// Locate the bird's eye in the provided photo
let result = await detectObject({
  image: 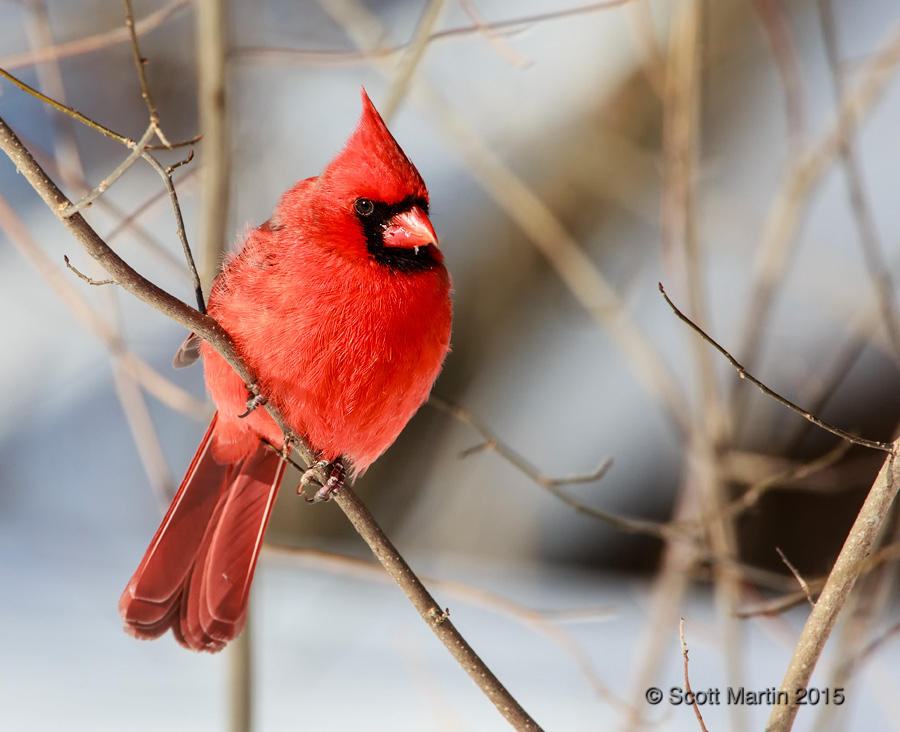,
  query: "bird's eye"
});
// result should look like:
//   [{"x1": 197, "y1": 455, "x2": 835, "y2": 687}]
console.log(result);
[{"x1": 354, "y1": 198, "x2": 375, "y2": 216}]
